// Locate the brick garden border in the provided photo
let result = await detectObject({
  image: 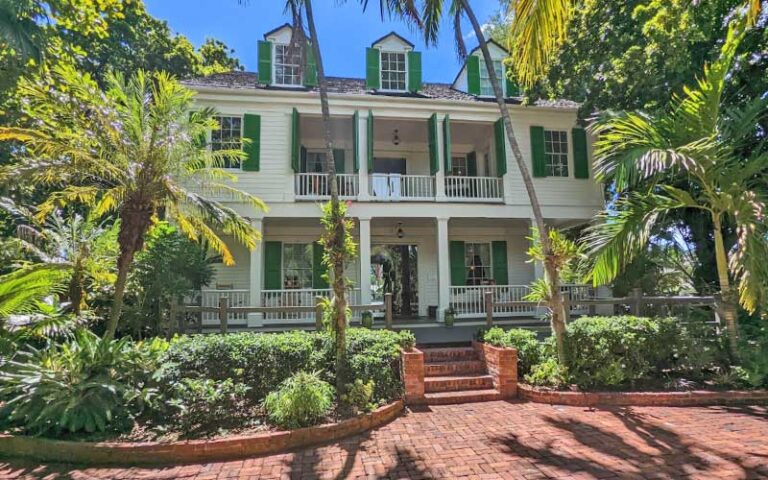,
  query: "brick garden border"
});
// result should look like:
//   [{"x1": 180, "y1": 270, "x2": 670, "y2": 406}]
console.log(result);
[
  {"x1": 471, "y1": 341, "x2": 518, "y2": 398},
  {"x1": 0, "y1": 401, "x2": 404, "y2": 466},
  {"x1": 519, "y1": 383, "x2": 768, "y2": 407}
]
